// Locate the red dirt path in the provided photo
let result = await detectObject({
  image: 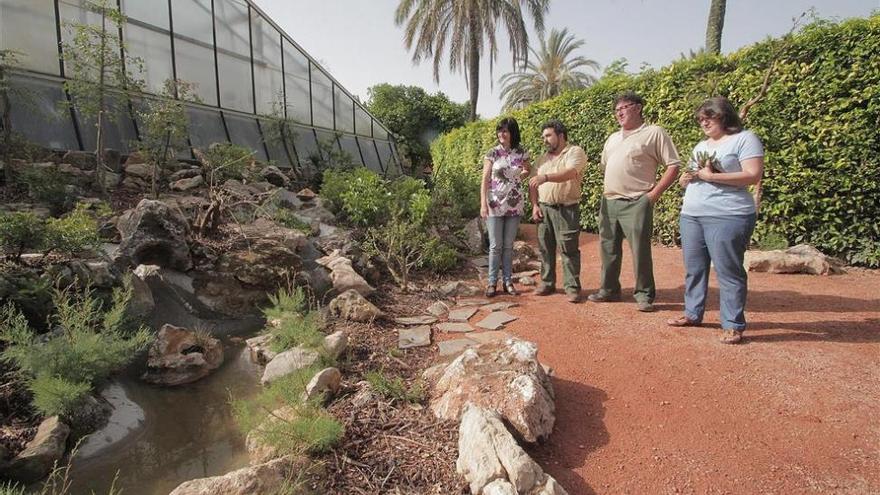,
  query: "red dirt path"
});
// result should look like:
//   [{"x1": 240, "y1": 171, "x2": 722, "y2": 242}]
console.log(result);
[{"x1": 500, "y1": 226, "x2": 879, "y2": 495}]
